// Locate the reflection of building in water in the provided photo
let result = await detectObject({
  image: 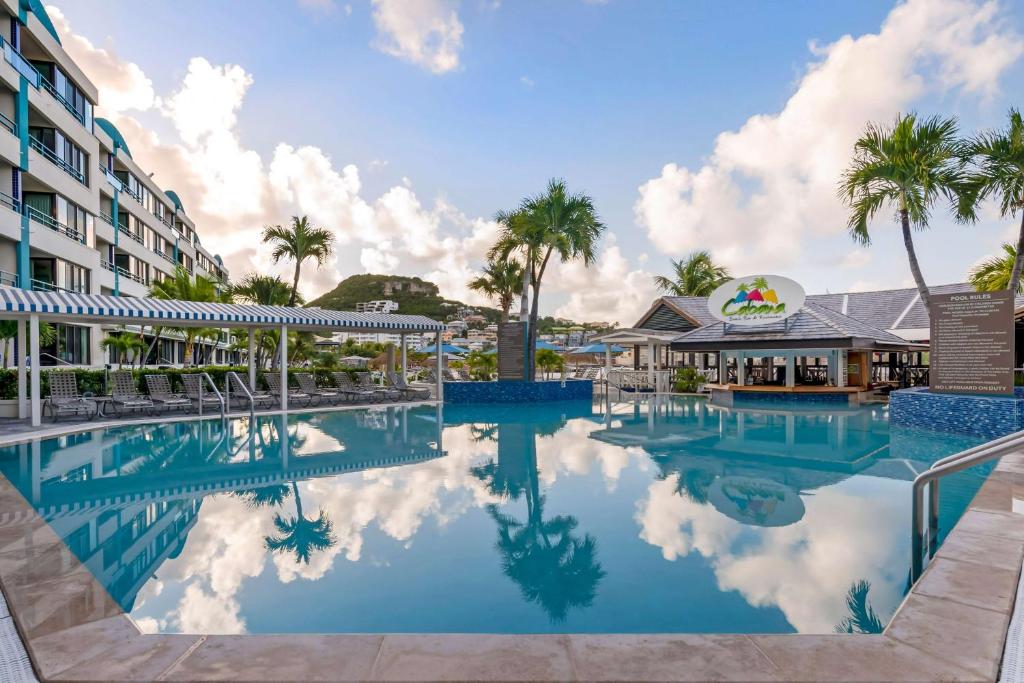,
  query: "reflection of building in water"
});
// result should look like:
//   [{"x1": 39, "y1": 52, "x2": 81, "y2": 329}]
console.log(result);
[
  {"x1": 590, "y1": 395, "x2": 983, "y2": 528},
  {"x1": 0, "y1": 406, "x2": 444, "y2": 611}
]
